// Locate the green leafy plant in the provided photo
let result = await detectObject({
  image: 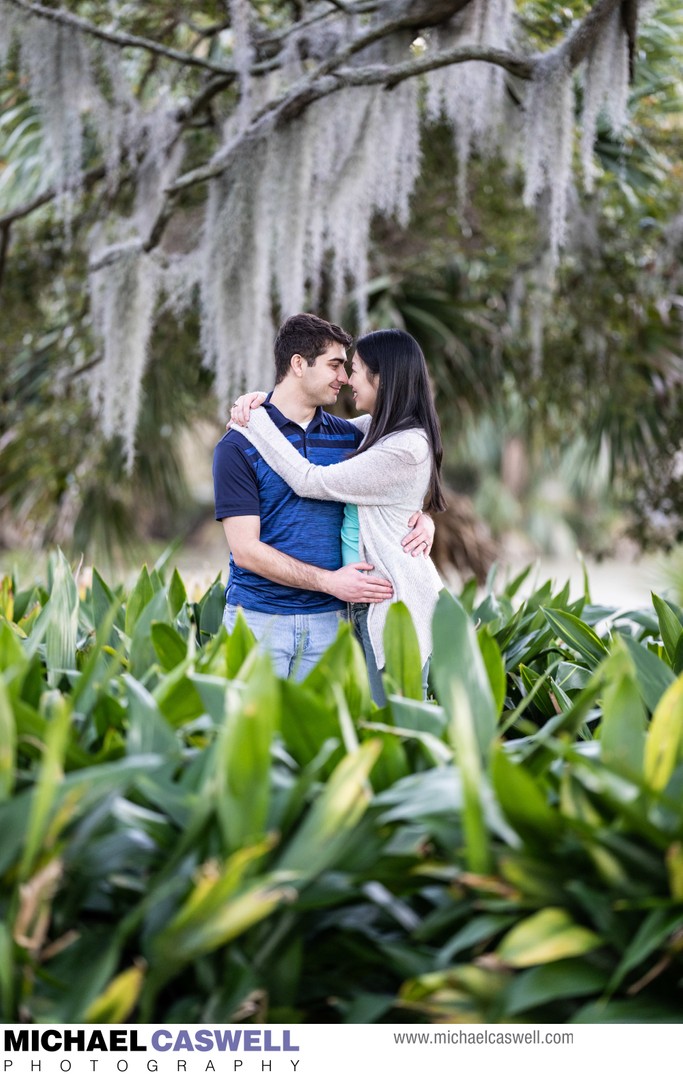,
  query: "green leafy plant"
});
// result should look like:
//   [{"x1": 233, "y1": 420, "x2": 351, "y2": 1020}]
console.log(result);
[{"x1": 1, "y1": 552, "x2": 683, "y2": 1023}]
